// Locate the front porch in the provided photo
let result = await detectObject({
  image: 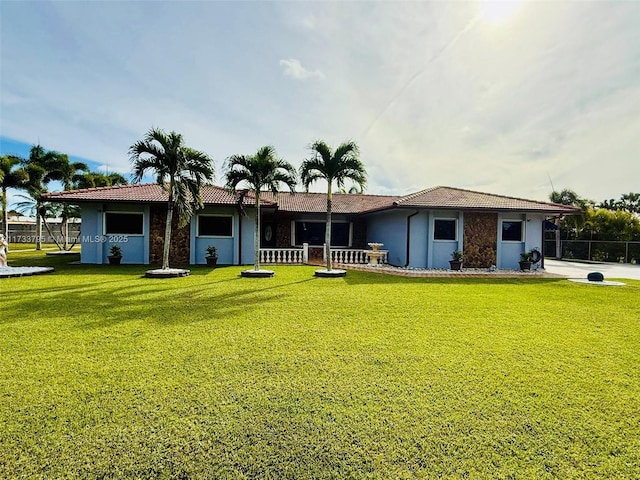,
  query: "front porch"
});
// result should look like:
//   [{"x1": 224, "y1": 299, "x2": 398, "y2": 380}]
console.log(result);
[{"x1": 259, "y1": 244, "x2": 388, "y2": 266}]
